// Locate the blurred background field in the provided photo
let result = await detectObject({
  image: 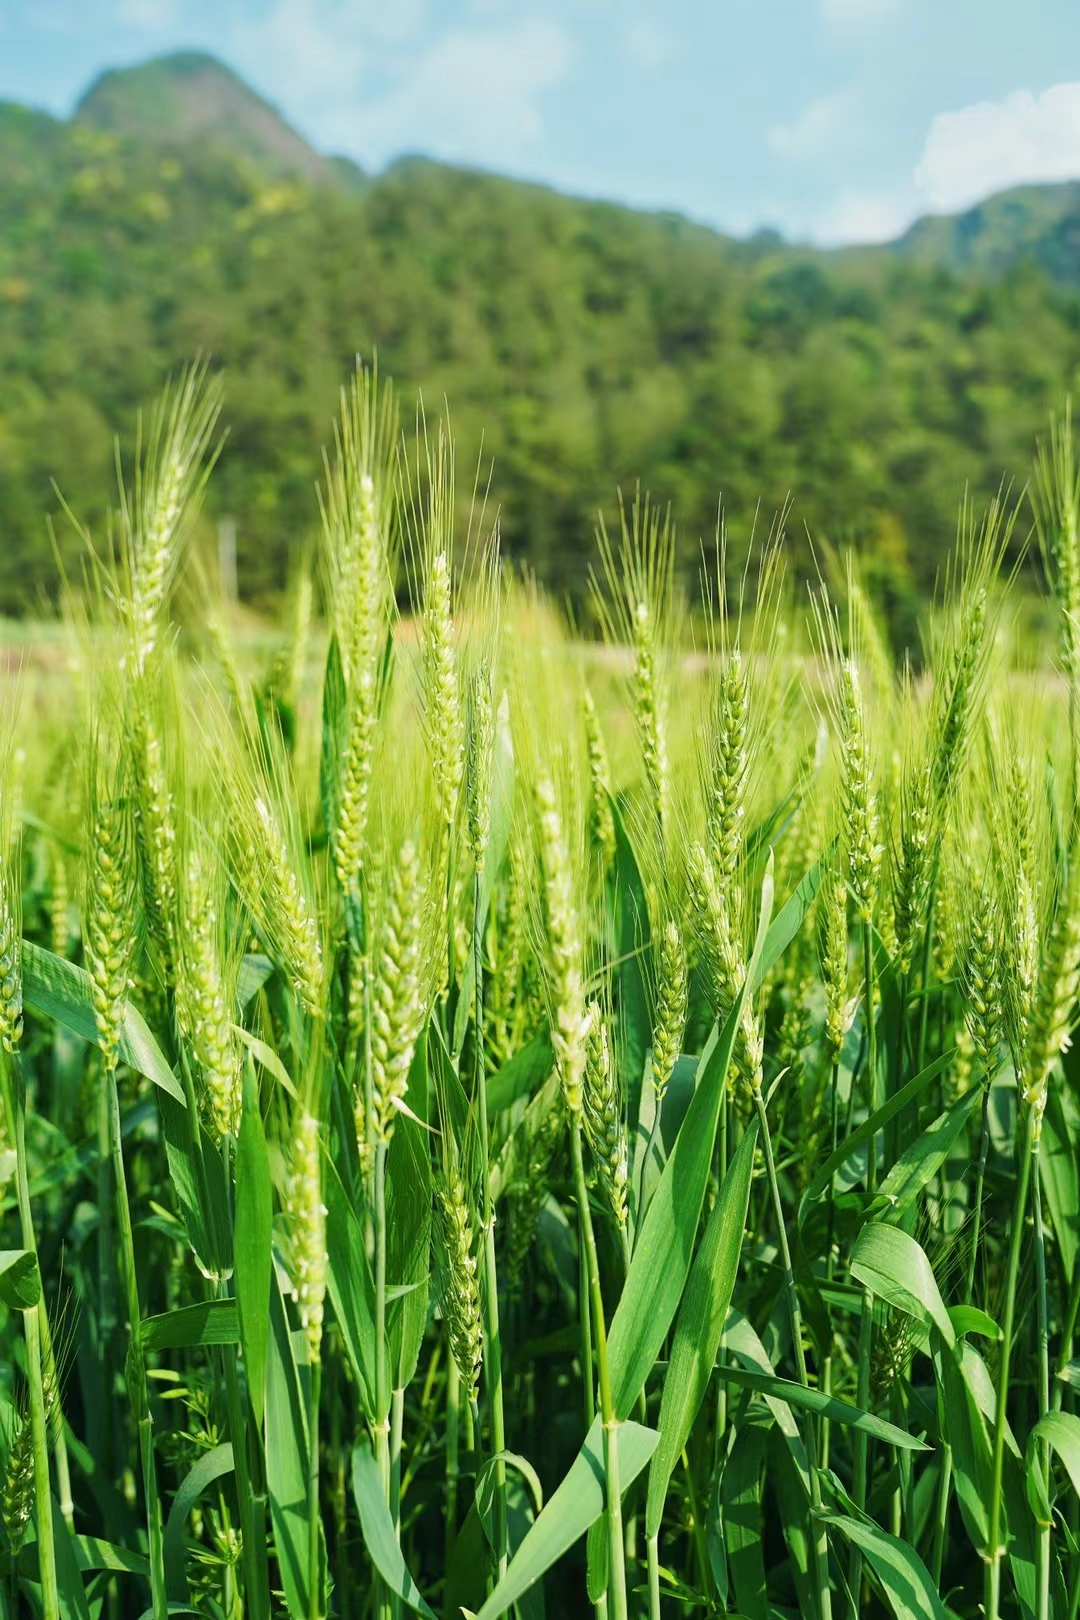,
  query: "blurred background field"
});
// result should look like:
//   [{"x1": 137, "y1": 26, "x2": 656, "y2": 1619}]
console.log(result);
[{"x1": 4, "y1": 44, "x2": 1080, "y2": 649}]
